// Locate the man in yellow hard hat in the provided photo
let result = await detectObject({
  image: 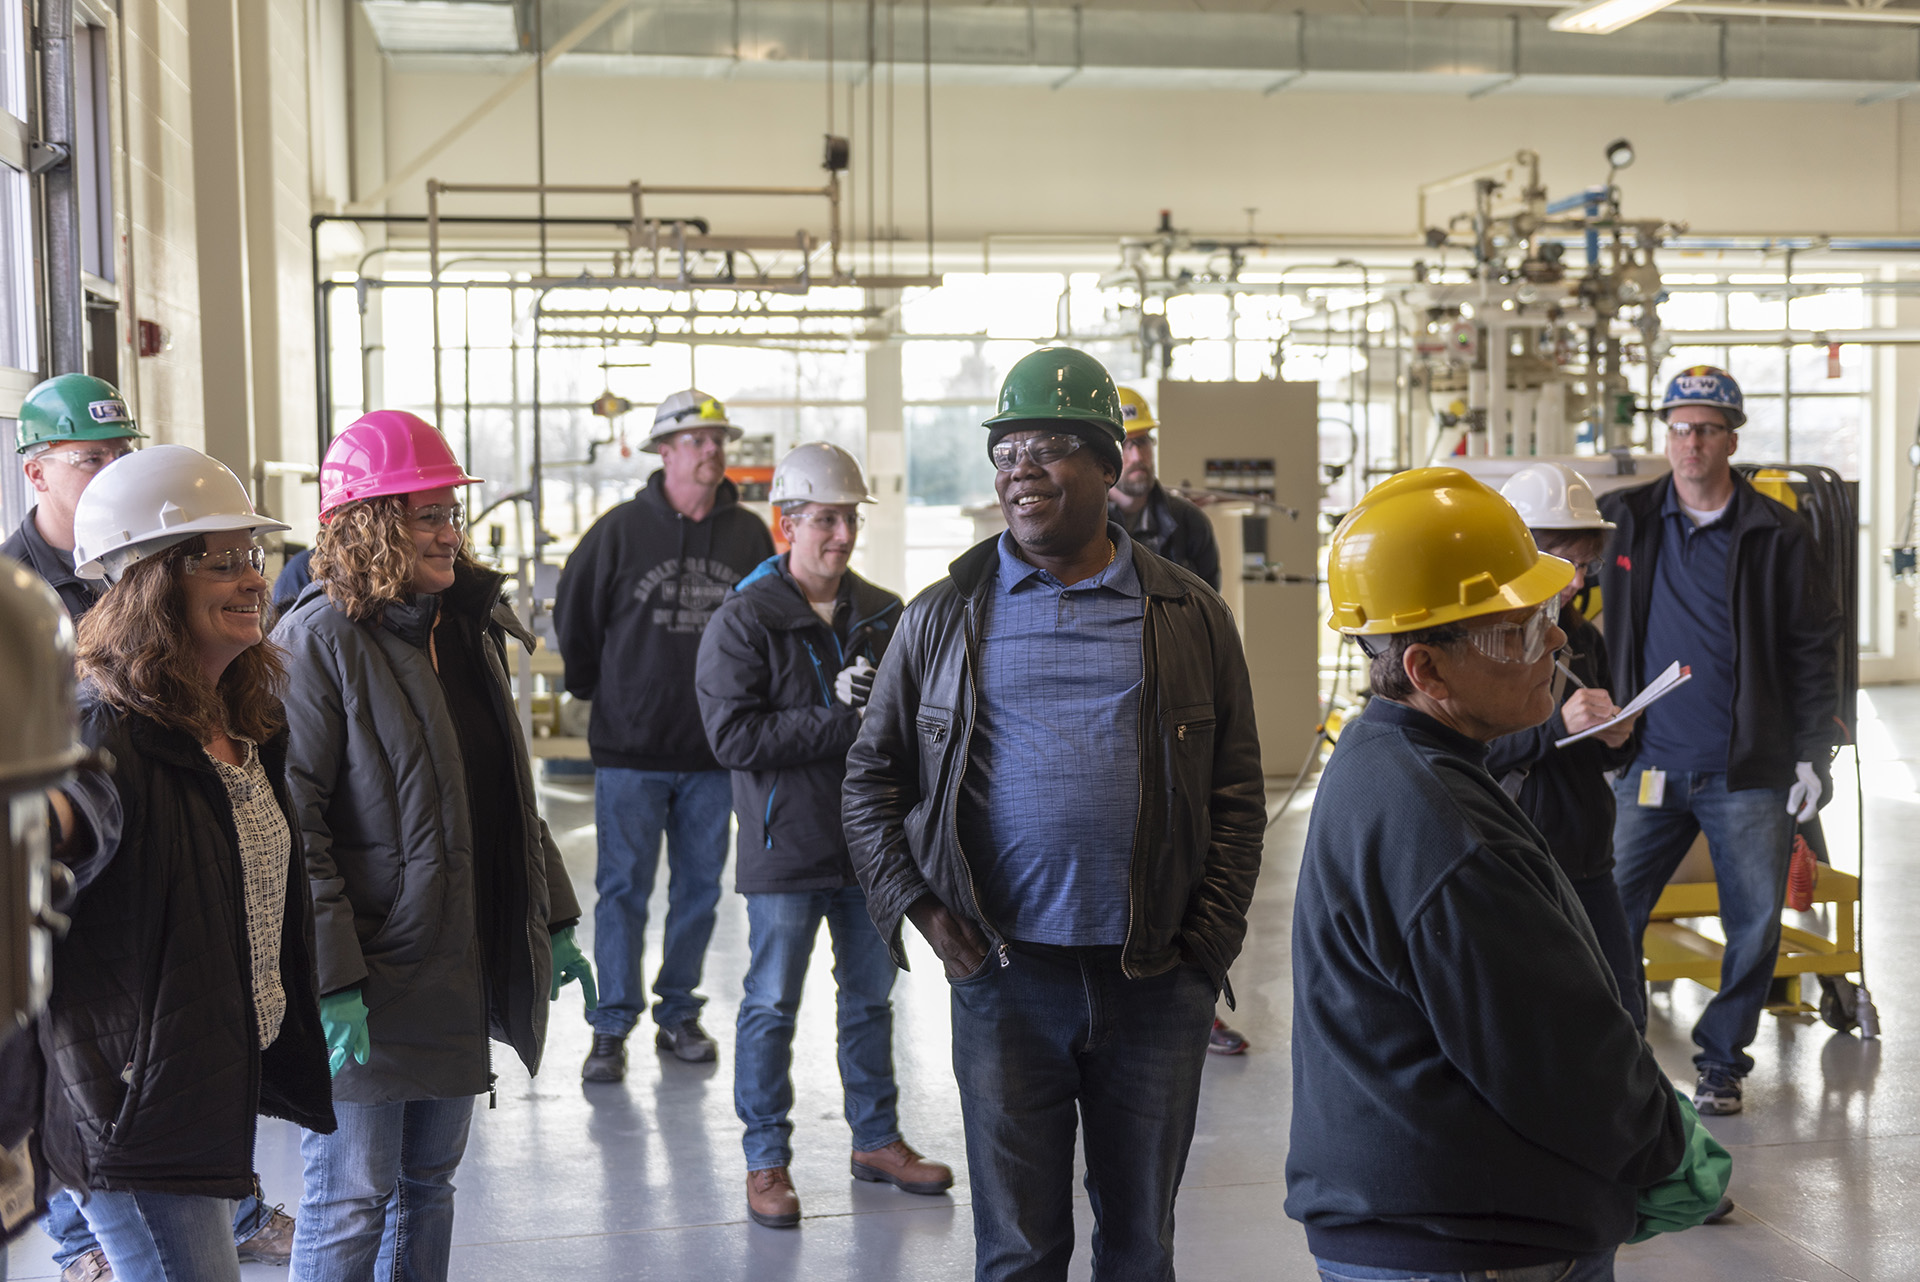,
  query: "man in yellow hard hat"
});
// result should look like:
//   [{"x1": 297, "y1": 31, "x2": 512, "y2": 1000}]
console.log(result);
[
  {"x1": 1106, "y1": 387, "x2": 1221, "y2": 591},
  {"x1": 1286, "y1": 468, "x2": 1696, "y2": 1281}
]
